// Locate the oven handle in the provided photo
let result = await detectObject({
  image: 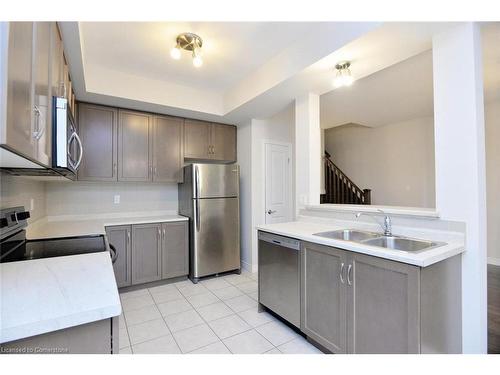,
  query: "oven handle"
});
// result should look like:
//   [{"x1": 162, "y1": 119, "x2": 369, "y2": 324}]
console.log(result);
[{"x1": 109, "y1": 243, "x2": 118, "y2": 264}]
